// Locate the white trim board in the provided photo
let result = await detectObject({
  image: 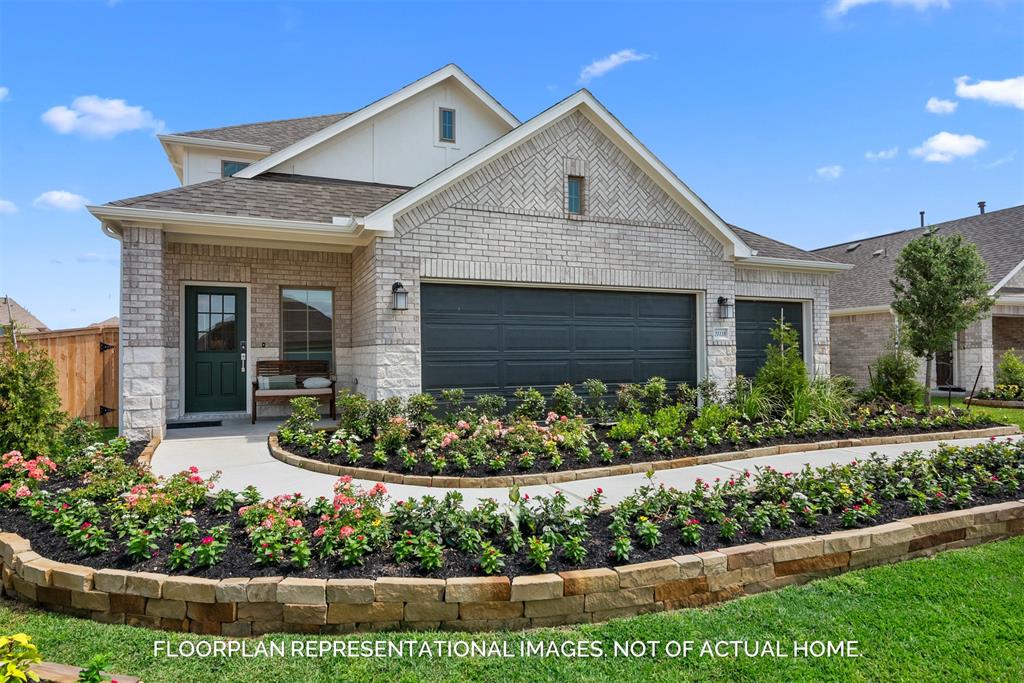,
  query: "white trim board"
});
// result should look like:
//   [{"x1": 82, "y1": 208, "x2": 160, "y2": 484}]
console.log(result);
[
  {"x1": 235, "y1": 65, "x2": 519, "y2": 180},
  {"x1": 363, "y1": 89, "x2": 754, "y2": 259}
]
